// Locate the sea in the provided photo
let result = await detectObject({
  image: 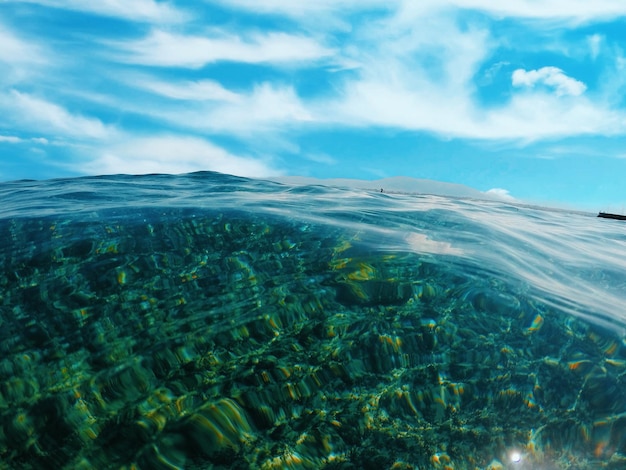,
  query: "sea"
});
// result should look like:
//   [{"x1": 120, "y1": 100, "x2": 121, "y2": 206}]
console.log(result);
[{"x1": 1, "y1": 171, "x2": 625, "y2": 469}]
